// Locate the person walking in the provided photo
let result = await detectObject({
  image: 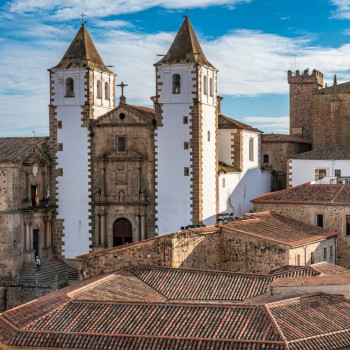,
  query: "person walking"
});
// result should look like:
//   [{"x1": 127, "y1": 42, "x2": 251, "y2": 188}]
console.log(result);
[{"x1": 35, "y1": 256, "x2": 41, "y2": 271}]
